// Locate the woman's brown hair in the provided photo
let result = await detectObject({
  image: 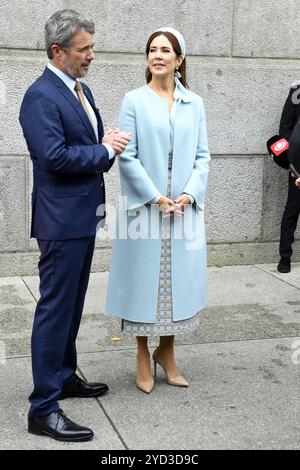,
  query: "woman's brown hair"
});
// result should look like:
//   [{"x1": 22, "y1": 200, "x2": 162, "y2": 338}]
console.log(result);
[{"x1": 145, "y1": 31, "x2": 188, "y2": 89}]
